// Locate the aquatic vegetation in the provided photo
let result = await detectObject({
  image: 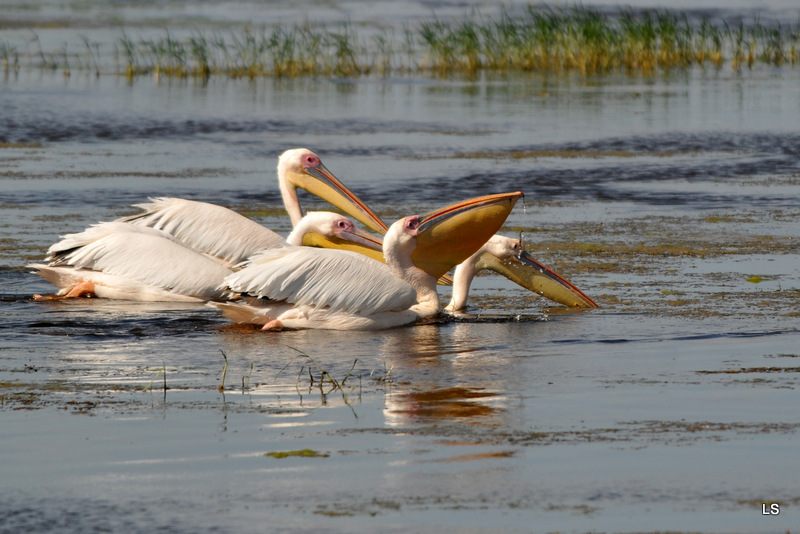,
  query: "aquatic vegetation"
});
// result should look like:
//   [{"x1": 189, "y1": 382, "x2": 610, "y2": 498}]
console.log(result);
[
  {"x1": 2, "y1": 6, "x2": 800, "y2": 78},
  {"x1": 242, "y1": 362, "x2": 254, "y2": 390},
  {"x1": 0, "y1": 41, "x2": 19, "y2": 71},
  {"x1": 143, "y1": 361, "x2": 168, "y2": 399},
  {"x1": 265, "y1": 449, "x2": 329, "y2": 459},
  {"x1": 115, "y1": 23, "x2": 367, "y2": 79},
  {"x1": 217, "y1": 349, "x2": 228, "y2": 392},
  {"x1": 286, "y1": 345, "x2": 358, "y2": 393},
  {"x1": 419, "y1": 6, "x2": 799, "y2": 74},
  {"x1": 697, "y1": 366, "x2": 800, "y2": 374}
]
